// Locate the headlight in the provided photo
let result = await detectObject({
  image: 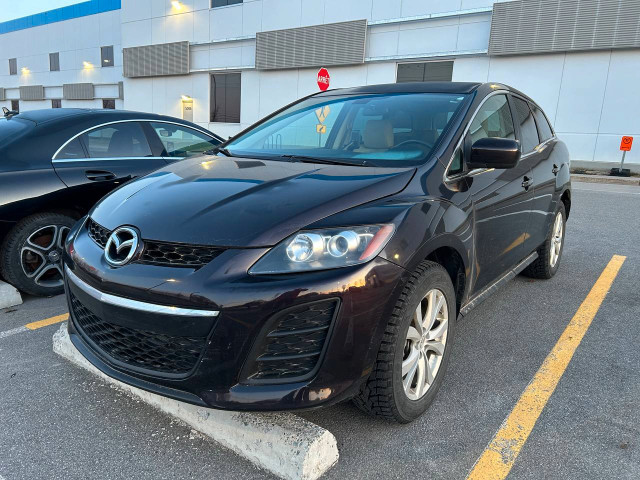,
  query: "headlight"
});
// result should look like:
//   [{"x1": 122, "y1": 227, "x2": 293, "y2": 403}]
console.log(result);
[{"x1": 249, "y1": 225, "x2": 395, "y2": 274}]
